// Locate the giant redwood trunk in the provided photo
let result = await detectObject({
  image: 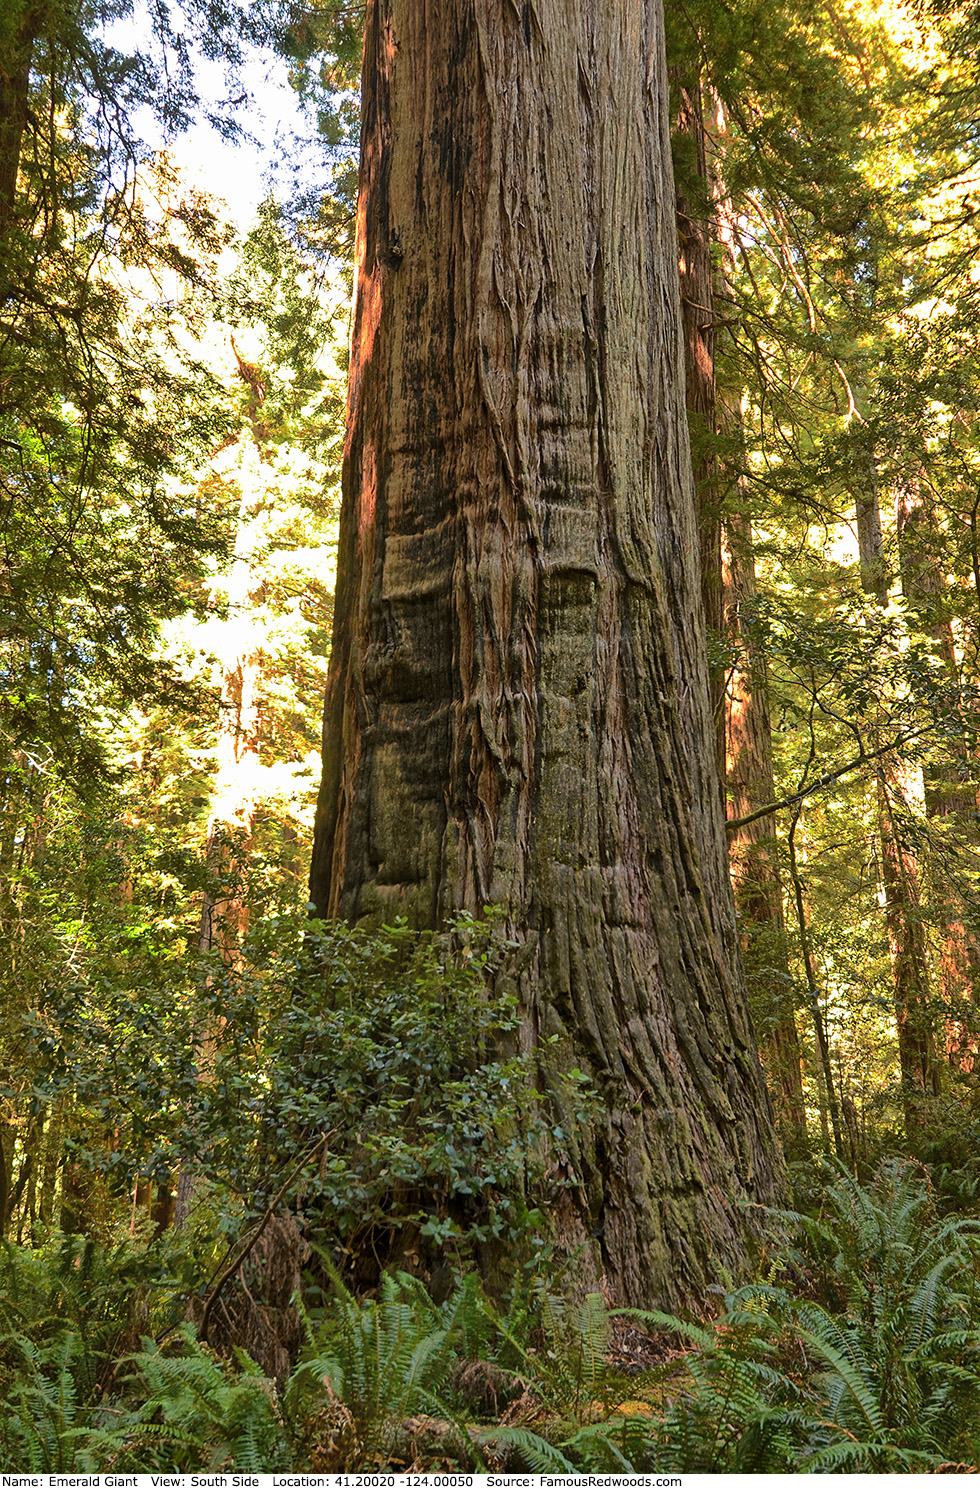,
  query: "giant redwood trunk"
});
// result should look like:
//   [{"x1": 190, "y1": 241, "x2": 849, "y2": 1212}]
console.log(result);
[{"x1": 311, "y1": 0, "x2": 783, "y2": 1307}]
